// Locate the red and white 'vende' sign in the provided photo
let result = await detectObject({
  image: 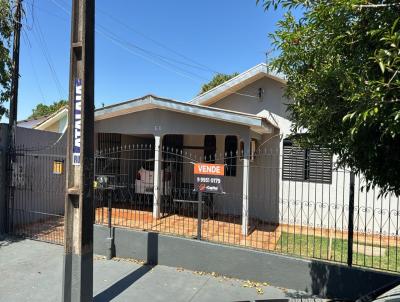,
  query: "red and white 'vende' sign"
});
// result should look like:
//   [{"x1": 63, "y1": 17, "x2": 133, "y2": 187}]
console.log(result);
[
  {"x1": 193, "y1": 163, "x2": 224, "y2": 193},
  {"x1": 194, "y1": 163, "x2": 224, "y2": 176}
]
